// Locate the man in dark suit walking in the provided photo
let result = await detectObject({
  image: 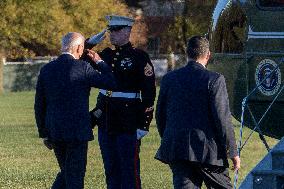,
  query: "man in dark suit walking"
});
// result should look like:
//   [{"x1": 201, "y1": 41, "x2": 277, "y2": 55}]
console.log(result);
[
  {"x1": 155, "y1": 36, "x2": 240, "y2": 189},
  {"x1": 34, "y1": 32, "x2": 116, "y2": 189}
]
